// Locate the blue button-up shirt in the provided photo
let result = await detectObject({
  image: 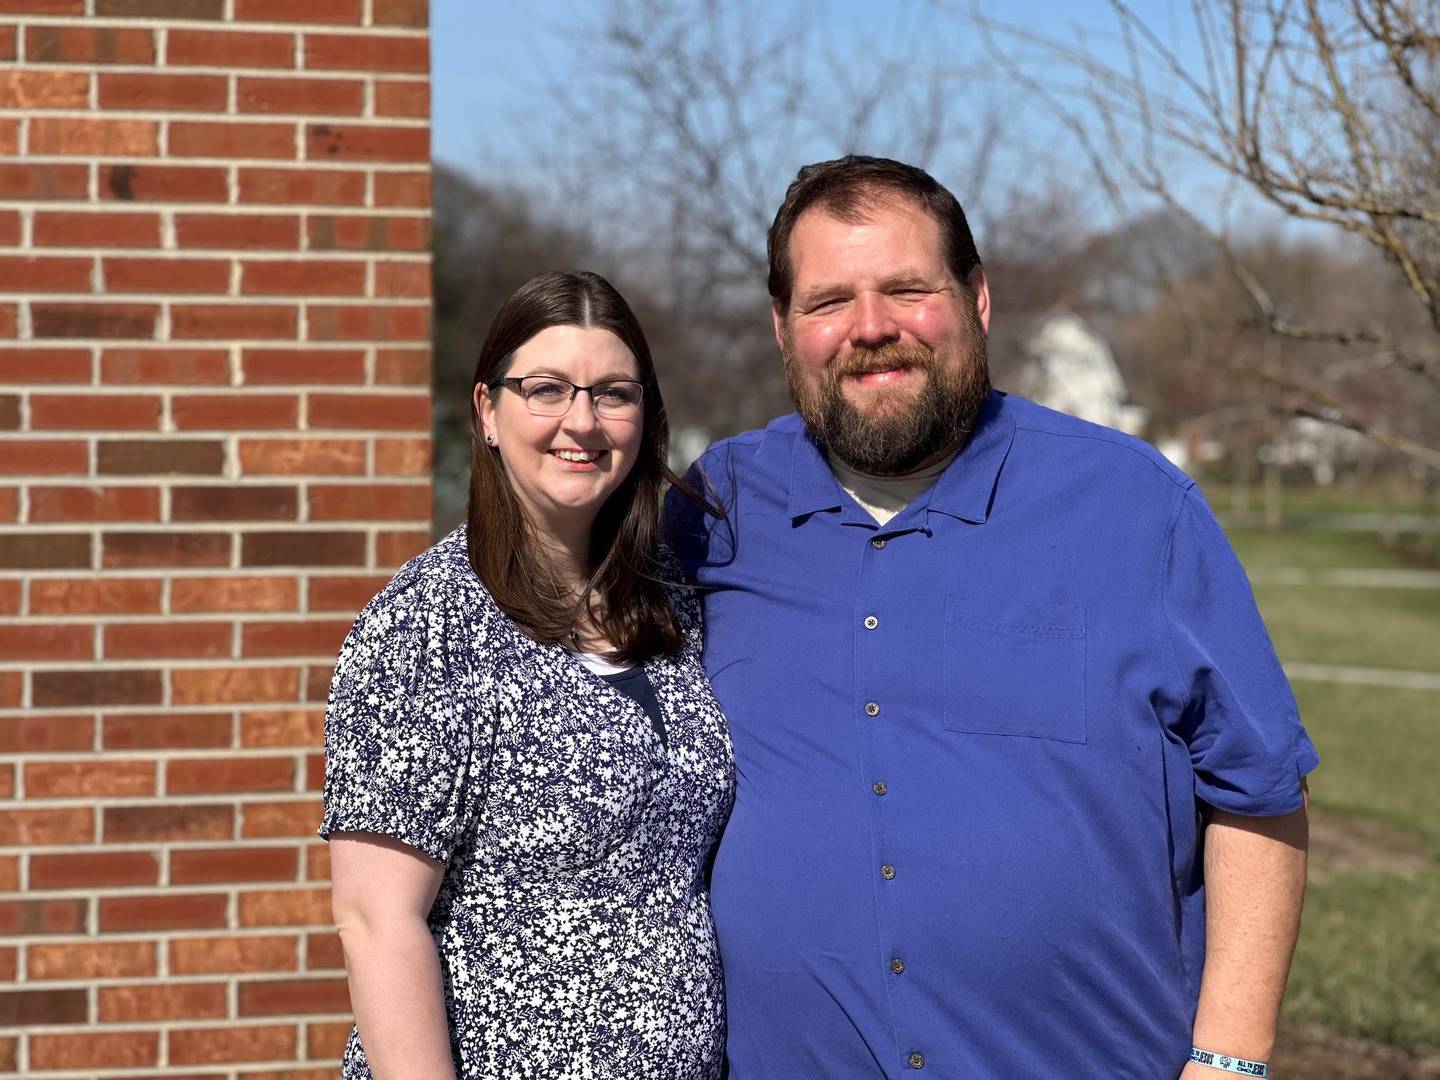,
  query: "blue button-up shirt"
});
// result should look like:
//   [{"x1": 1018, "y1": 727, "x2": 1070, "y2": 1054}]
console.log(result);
[{"x1": 665, "y1": 391, "x2": 1317, "y2": 1079}]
